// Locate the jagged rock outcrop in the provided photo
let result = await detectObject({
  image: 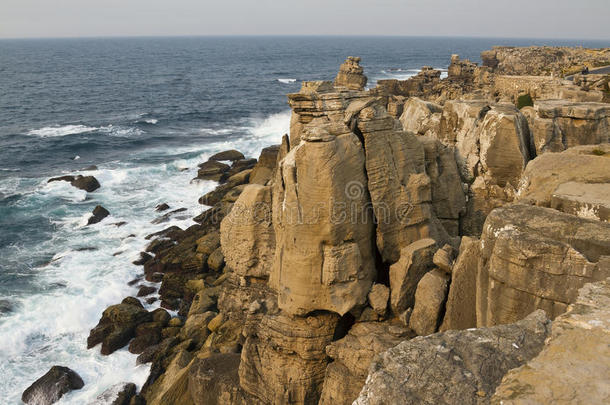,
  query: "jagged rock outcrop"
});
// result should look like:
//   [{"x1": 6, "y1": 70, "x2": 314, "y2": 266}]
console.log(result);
[
  {"x1": 492, "y1": 278, "x2": 610, "y2": 404},
  {"x1": 48, "y1": 174, "x2": 101, "y2": 192},
  {"x1": 270, "y1": 118, "x2": 376, "y2": 316},
  {"x1": 334, "y1": 56, "x2": 367, "y2": 90},
  {"x1": 318, "y1": 322, "x2": 411, "y2": 405},
  {"x1": 524, "y1": 100, "x2": 610, "y2": 154},
  {"x1": 249, "y1": 145, "x2": 280, "y2": 185},
  {"x1": 355, "y1": 310, "x2": 551, "y2": 405},
  {"x1": 477, "y1": 204, "x2": 610, "y2": 326}
]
